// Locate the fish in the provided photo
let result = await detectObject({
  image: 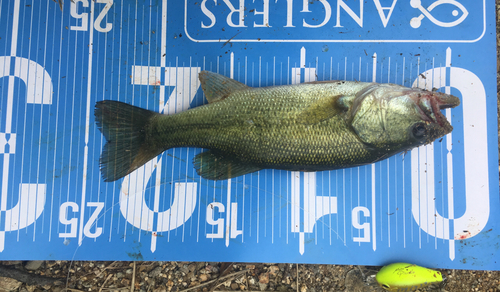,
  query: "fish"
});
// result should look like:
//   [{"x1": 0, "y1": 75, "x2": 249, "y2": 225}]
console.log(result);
[
  {"x1": 94, "y1": 70, "x2": 460, "y2": 182},
  {"x1": 375, "y1": 263, "x2": 444, "y2": 291}
]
